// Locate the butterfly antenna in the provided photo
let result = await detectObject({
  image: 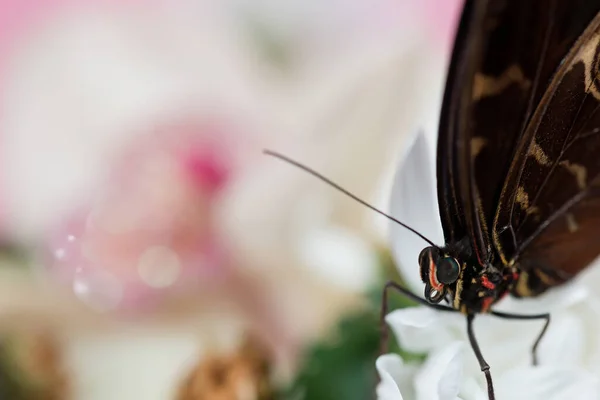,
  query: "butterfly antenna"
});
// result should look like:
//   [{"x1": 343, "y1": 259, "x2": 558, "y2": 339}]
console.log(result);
[{"x1": 263, "y1": 150, "x2": 436, "y2": 247}]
